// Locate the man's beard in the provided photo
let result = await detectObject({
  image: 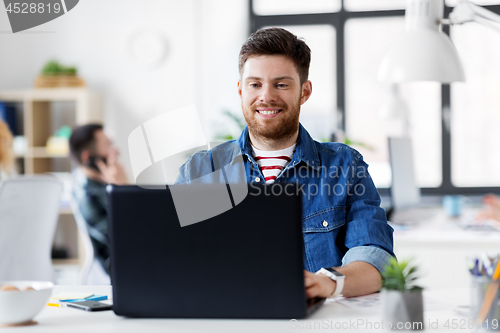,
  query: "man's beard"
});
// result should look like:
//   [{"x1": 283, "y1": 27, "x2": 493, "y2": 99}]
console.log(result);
[{"x1": 242, "y1": 97, "x2": 301, "y2": 142}]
